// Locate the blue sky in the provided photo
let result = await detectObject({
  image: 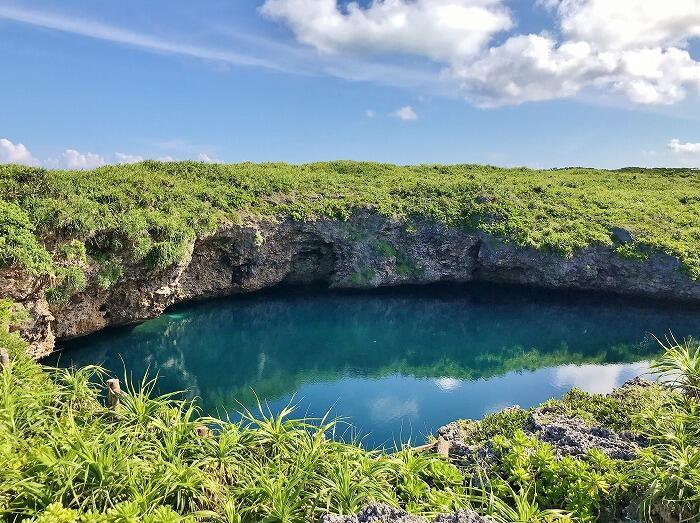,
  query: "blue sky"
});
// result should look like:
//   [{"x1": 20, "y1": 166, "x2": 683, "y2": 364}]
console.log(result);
[{"x1": 1, "y1": 0, "x2": 700, "y2": 168}]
